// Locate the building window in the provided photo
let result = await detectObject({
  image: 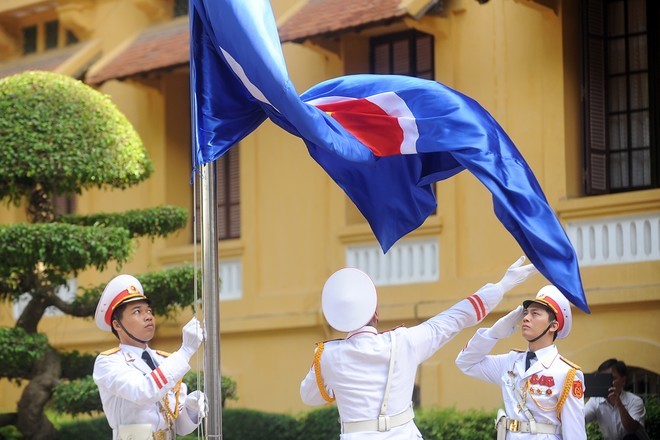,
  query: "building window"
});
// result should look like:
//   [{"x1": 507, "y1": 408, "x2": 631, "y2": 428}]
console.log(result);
[
  {"x1": 66, "y1": 30, "x2": 79, "y2": 45},
  {"x1": 22, "y1": 25, "x2": 37, "y2": 54},
  {"x1": 45, "y1": 20, "x2": 59, "y2": 49},
  {"x1": 582, "y1": 0, "x2": 659, "y2": 194},
  {"x1": 174, "y1": 0, "x2": 189, "y2": 17},
  {"x1": 194, "y1": 147, "x2": 240, "y2": 242},
  {"x1": 370, "y1": 30, "x2": 434, "y2": 79}
]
